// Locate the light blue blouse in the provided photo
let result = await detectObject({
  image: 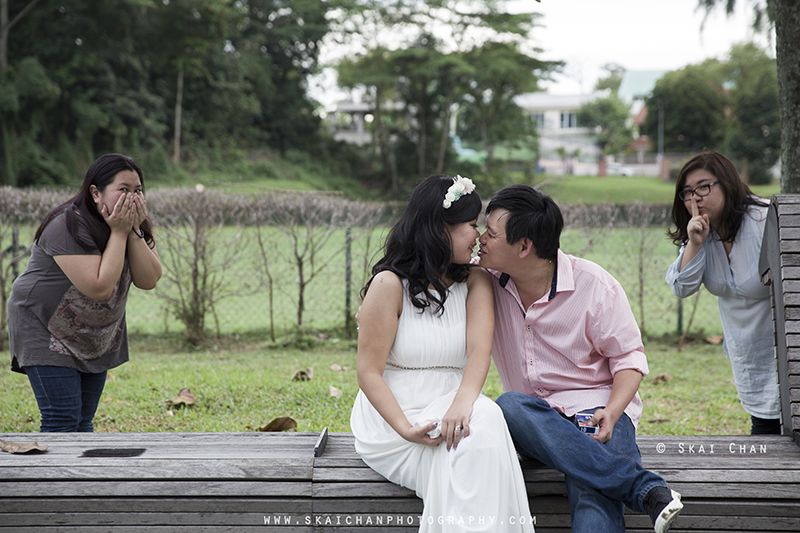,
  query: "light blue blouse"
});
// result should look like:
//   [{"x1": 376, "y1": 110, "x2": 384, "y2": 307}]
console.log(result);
[{"x1": 666, "y1": 203, "x2": 779, "y2": 419}]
